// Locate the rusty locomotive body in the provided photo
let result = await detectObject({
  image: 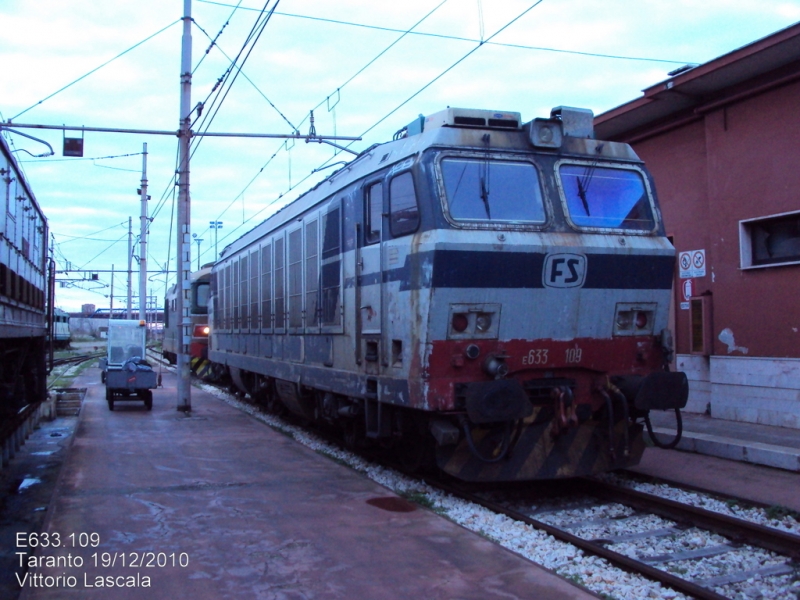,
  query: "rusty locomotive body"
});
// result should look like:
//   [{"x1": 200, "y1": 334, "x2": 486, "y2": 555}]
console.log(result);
[{"x1": 209, "y1": 106, "x2": 687, "y2": 482}]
